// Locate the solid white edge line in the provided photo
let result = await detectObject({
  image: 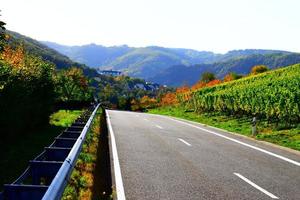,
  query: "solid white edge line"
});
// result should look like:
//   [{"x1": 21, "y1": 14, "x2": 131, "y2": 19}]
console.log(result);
[
  {"x1": 106, "y1": 110, "x2": 126, "y2": 200},
  {"x1": 161, "y1": 116, "x2": 300, "y2": 167},
  {"x1": 234, "y1": 173, "x2": 279, "y2": 199},
  {"x1": 155, "y1": 125, "x2": 163, "y2": 129},
  {"x1": 178, "y1": 138, "x2": 192, "y2": 146}
]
